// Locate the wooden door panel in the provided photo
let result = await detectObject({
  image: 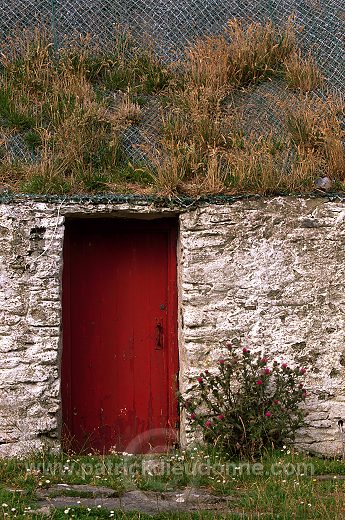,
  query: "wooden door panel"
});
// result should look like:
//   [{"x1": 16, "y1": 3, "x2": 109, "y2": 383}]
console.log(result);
[{"x1": 62, "y1": 219, "x2": 178, "y2": 453}]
